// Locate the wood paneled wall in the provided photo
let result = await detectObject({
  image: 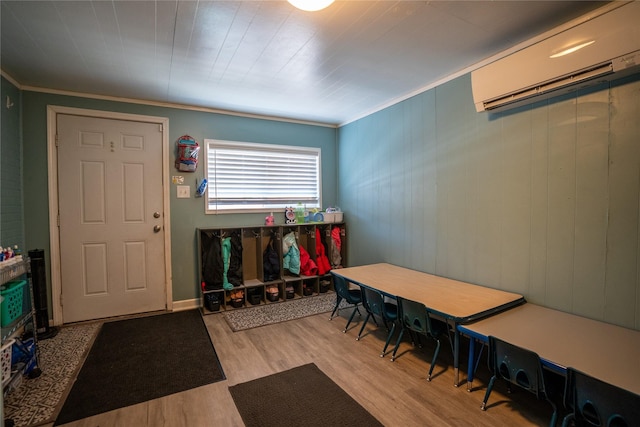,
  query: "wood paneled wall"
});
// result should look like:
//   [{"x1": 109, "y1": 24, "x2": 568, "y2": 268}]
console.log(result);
[
  {"x1": 338, "y1": 73, "x2": 640, "y2": 330},
  {"x1": 0, "y1": 76, "x2": 24, "y2": 248}
]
